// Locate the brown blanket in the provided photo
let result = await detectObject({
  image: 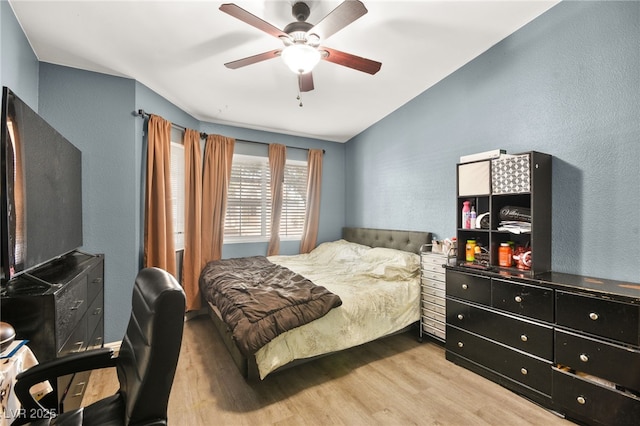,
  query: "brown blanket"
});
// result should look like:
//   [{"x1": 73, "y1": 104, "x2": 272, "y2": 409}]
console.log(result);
[{"x1": 199, "y1": 256, "x2": 342, "y2": 355}]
